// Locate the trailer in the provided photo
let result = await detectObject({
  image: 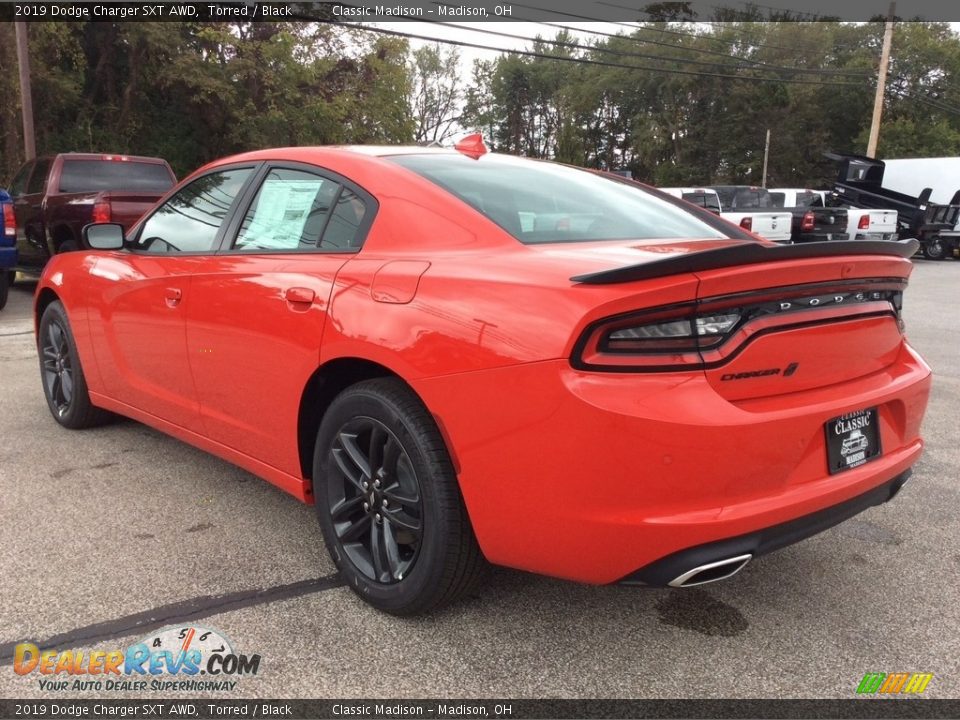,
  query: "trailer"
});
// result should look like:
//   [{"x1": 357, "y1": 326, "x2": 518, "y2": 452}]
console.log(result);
[
  {"x1": 881, "y1": 157, "x2": 960, "y2": 205},
  {"x1": 825, "y1": 152, "x2": 960, "y2": 260}
]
